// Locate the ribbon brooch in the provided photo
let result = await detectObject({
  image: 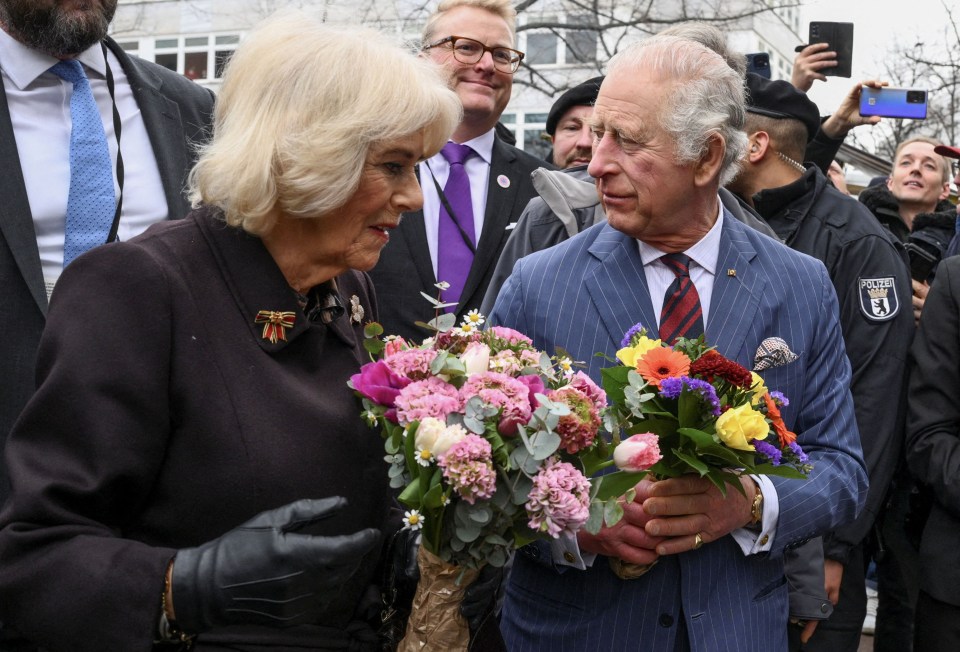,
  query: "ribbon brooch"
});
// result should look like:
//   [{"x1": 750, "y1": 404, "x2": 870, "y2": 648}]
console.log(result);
[{"x1": 255, "y1": 310, "x2": 296, "y2": 344}]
